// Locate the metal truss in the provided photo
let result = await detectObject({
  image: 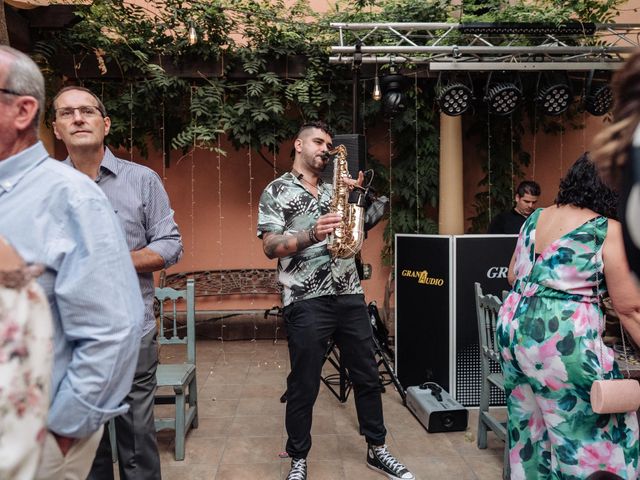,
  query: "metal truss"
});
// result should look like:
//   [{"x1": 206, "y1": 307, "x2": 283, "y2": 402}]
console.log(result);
[{"x1": 329, "y1": 22, "x2": 640, "y2": 71}]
